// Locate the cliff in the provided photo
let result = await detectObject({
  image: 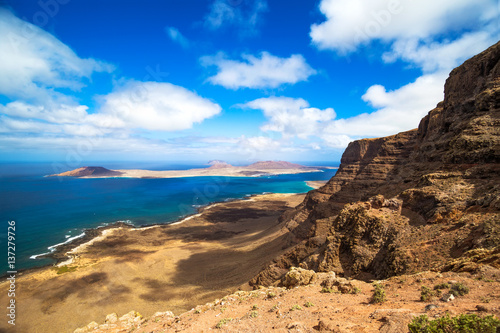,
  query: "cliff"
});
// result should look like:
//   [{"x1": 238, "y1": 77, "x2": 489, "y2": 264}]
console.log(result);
[{"x1": 251, "y1": 41, "x2": 500, "y2": 286}]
